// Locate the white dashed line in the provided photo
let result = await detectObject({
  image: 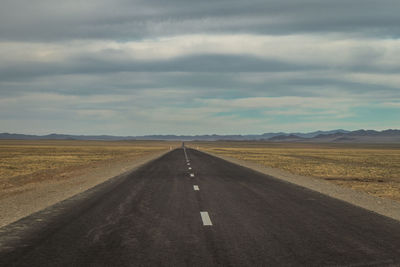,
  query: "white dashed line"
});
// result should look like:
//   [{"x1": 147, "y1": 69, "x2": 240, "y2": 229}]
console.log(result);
[
  {"x1": 187, "y1": 163, "x2": 190, "y2": 166},
  {"x1": 183, "y1": 147, "x2": 189, "y2": 162},
  {"x1": 193, "y1": 185, "x2": 199, "y2": 191},
  {"x1": 200, "y1": 212, "x2": 212, "y2": 226},
  {"x1": 188, "y1": 167, "x2": 192, "y2": 170},
  {"x1": 190, "y1": 173, "x2": 195, "y2": 177}
]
